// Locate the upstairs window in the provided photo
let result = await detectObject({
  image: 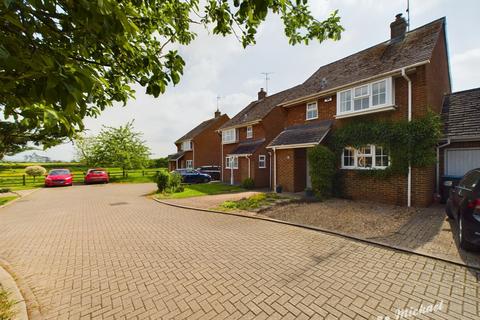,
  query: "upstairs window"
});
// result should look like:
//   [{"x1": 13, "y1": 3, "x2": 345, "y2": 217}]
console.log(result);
[
  {"x1": 341, "y1": 145, "x2": 389, "y2": 170},
  {"x1": 246, "y1": 126, "x2": 253, "y2": 139},
  {"x1": 306, "y1": 102, "x2": 318, "y2": 120},
  {"x1": 181, "y1": 140, "x2": 192, "y2": 151},
  {"x1": 337, "y1": 77, "x2": 393, "y2": 116},
  {"x1": 222, "y1": 129, "x2": 236, "y2": 144}
]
